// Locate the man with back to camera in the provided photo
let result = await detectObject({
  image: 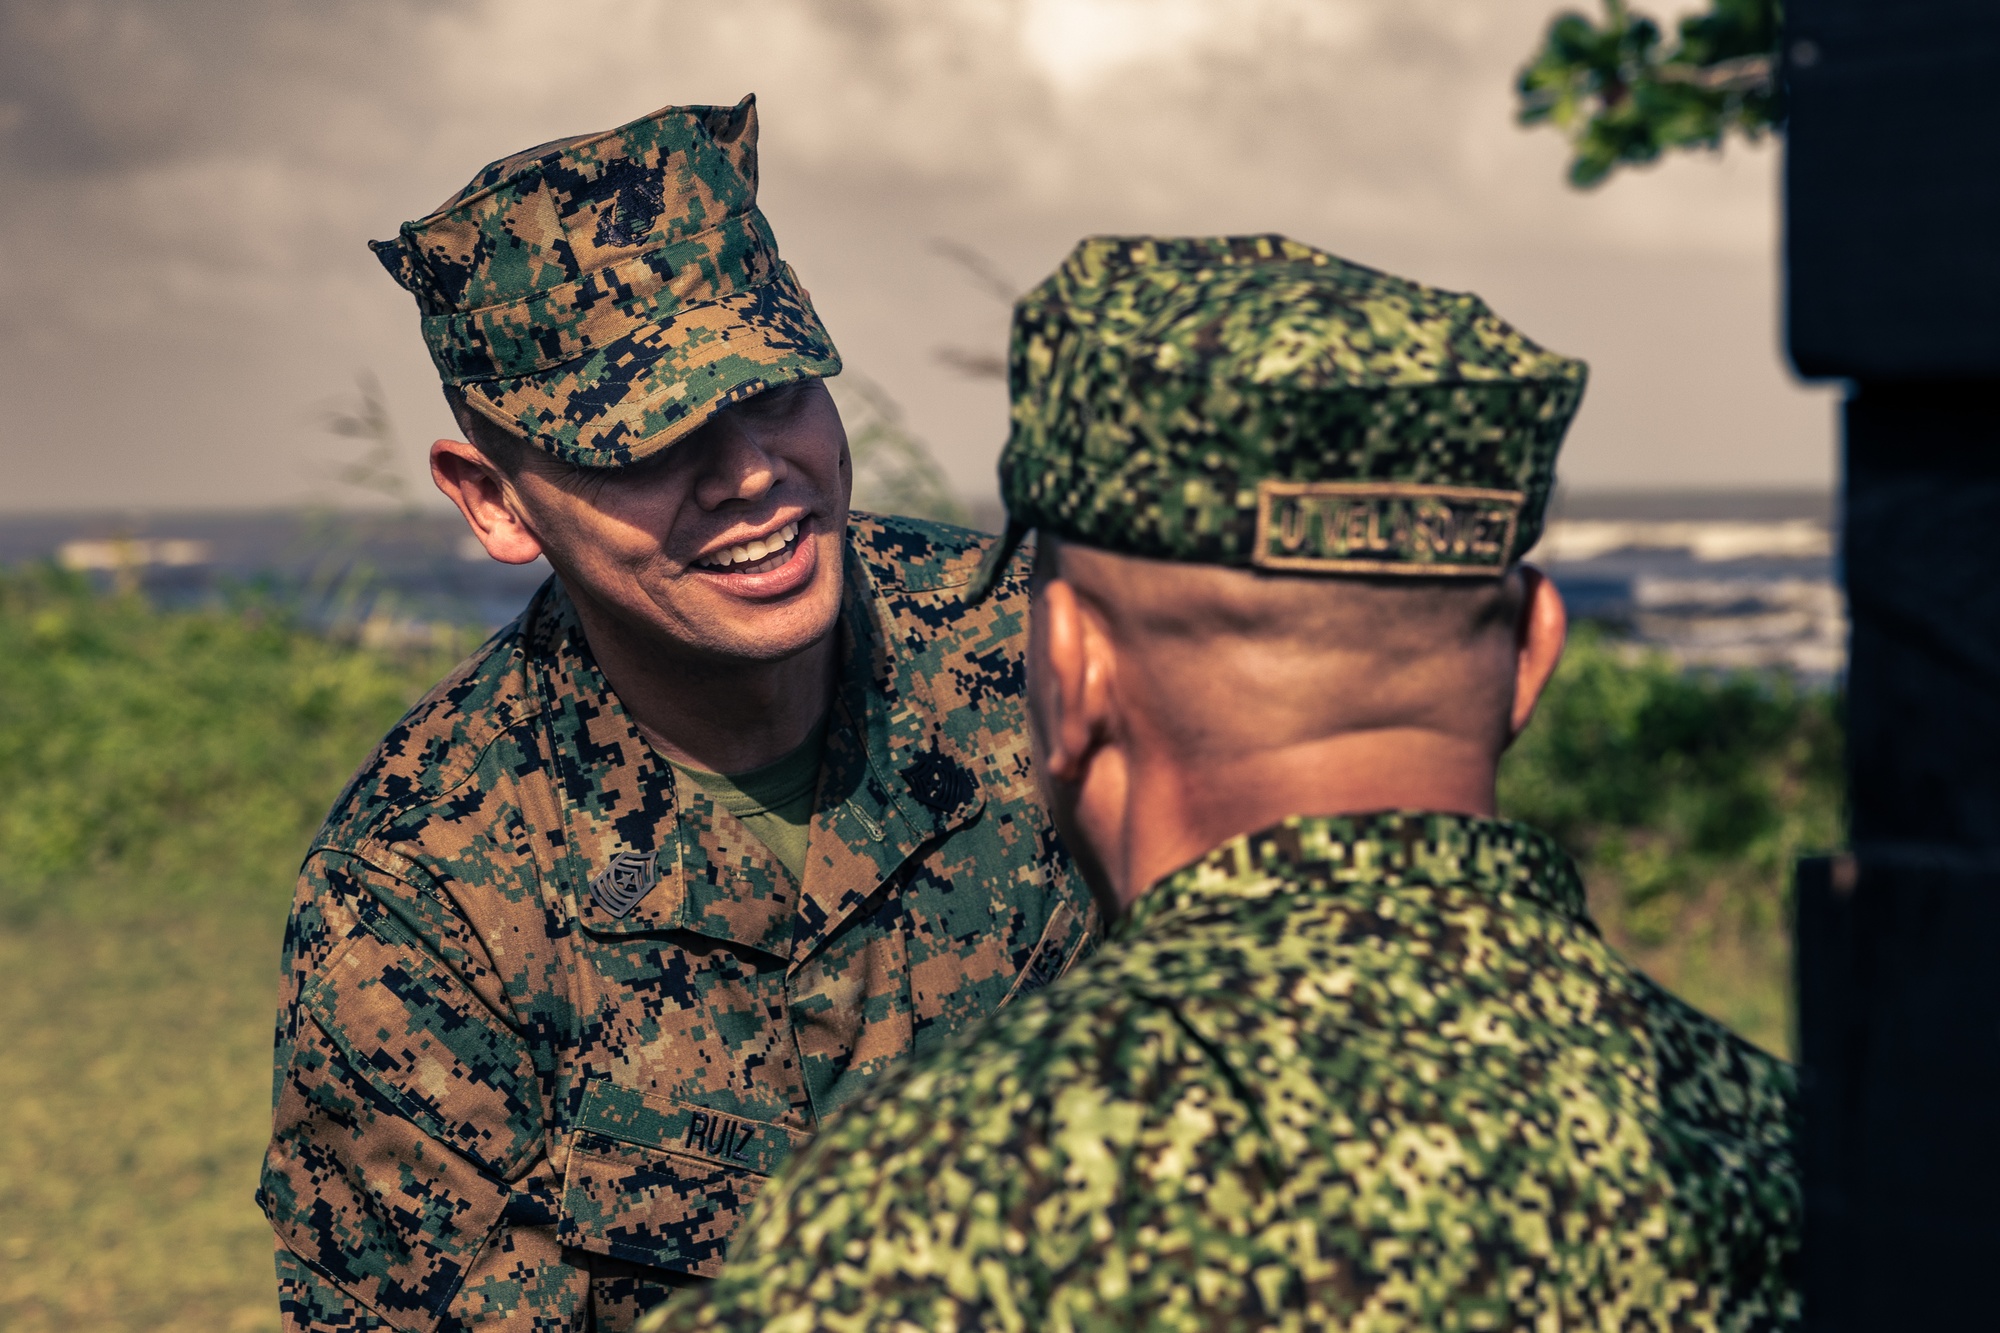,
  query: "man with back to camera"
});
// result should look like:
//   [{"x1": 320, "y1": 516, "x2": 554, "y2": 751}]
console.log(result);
[
  {"x1": 647, "y1": 236, "x2": 1802, "y2": 1331},
  {"x1": 256, "y1": 97, "x2": 1096, "y2": 1333}
]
